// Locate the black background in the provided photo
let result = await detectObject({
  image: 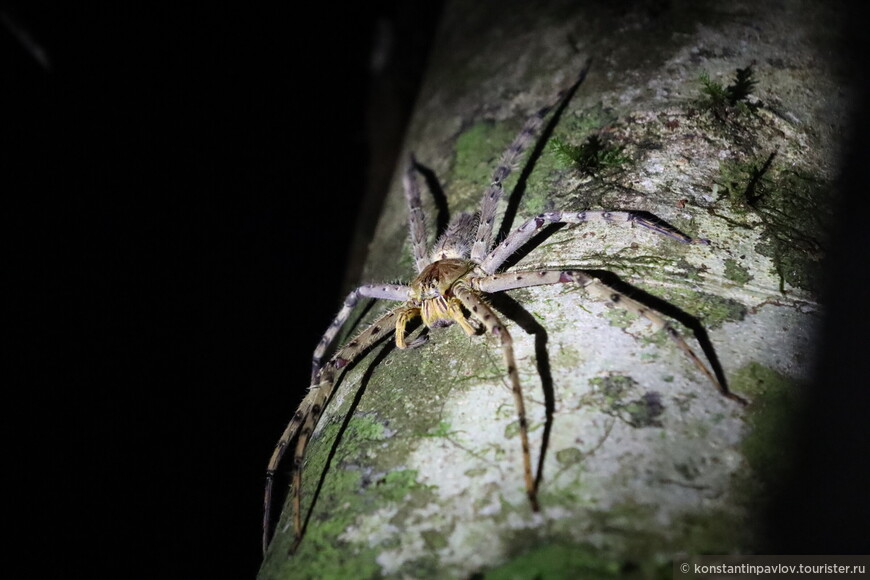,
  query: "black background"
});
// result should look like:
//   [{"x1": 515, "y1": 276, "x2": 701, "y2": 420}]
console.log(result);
[
  {"x1": 5, "y1": 1, "x2": 869, "y2": 578},
  {"x1": 6, "y1": 2, "x2": 438, "y2": 577}
]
